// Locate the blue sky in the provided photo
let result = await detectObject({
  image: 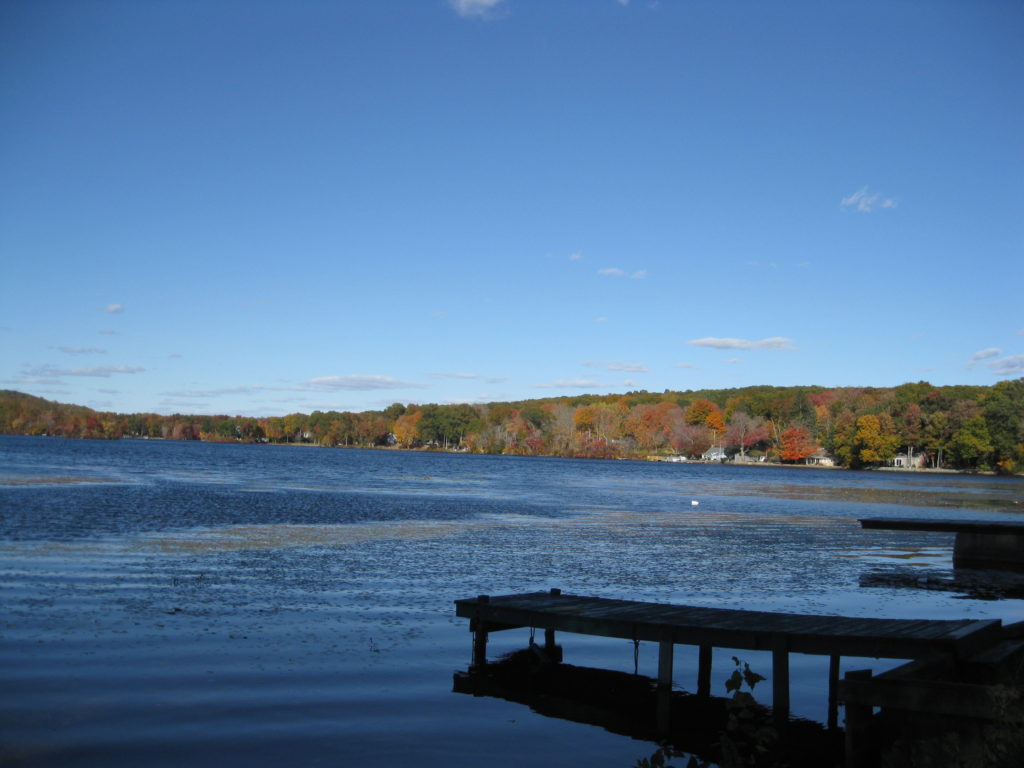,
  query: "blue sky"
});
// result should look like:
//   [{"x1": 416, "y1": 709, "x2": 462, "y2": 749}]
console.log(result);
[{"x1": 2, "y1": 0, "x2": 1022, "y2": 417}]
